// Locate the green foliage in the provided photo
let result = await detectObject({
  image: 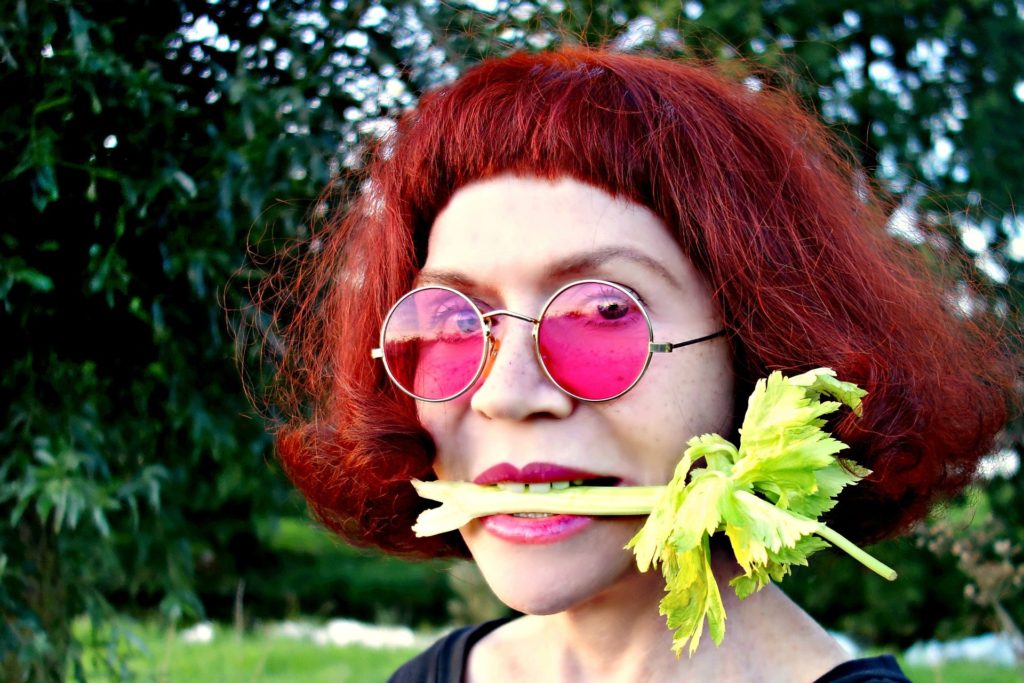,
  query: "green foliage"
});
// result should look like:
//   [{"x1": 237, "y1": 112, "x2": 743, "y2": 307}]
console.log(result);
[
  {"x1": 2, "y1": 0, "x2": 1021, "y2": 680},
  {"x1": 248, "y1": 518, "x2": 455, "y2": 627},
  {"x1": 0, "y1": 0, "x2": 367, "y2": 678},
  {"x1": 783, "y1": 535, "x2": 974, "y2": 646},
  {"x1": 783, "y1": 487, "x2": 1024, "y2": 649}
]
